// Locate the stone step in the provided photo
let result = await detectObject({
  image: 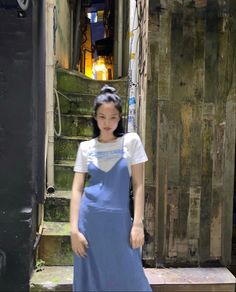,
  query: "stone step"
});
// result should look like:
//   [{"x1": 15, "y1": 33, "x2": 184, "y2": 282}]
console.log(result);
[
  {"x1": 38, "y1": 222, "x2": 72, "y2": 266},
  {"x1": 57, "y1": 68, "x2": 128, "y2": 97},
  {"x1": 55, "y1": 113, "x2": 93, "y2": 137},
  {"x1": 44, "y1": 191, "x2": 71, "y2": 222},
  {"x1": 30, "y1": 266, "x2": 72, "y2": 292},
  {"x1": 54, "y1": 159, "x2": 90, "y2": 191},
  {"x1": 54, "y1": 135, "x2": 89, "y2": 161},
  {"x1": 54, "y1": 160, "x2": 74, "y2": 191},
  {"x1": 55, "y1": 90, "x2": 128, "y2": 116},
  {"x1": 55, "y1": 90, "x2": 95, "y2": 115},
  {"x1": 30, "y1": 266, "x2": 235, "y2": 292},
  {"x1": 55, "y1": 112, "x2": 128, "y2": 138}
]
